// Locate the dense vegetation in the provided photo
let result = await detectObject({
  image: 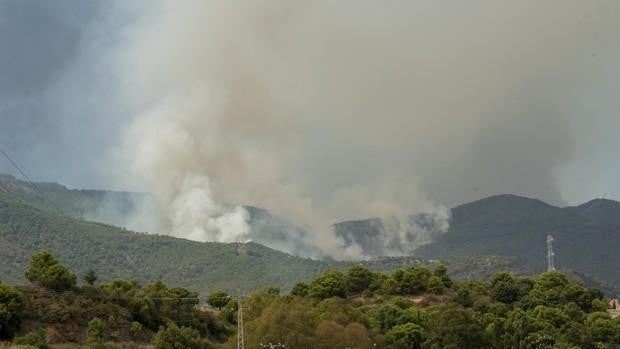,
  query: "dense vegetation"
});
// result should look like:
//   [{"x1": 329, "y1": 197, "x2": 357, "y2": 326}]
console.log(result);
[
  {"x1": 2, "y1": 187, "x2": 579, "y2": 299},
  {"x1": 1, "y1": 251, "x2": 231, "y2": 347},
  {"x1": 1, "y1": 250, "x2": 618, "y2": 348},
  {"x1": 3, "y1": 174, "x2": 620, "y2": 294},
  {"x1": 414, "y1": 195, "x2": 620, "y2": 286},
  {"x1": 227, "y1": 266, "x2": 619, "y2": 349}
]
